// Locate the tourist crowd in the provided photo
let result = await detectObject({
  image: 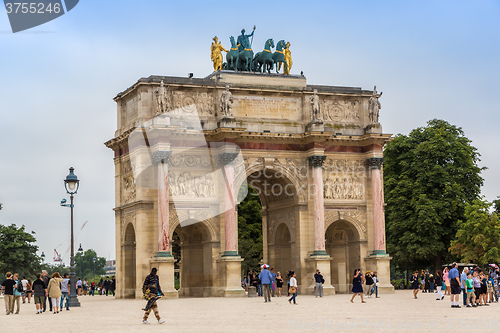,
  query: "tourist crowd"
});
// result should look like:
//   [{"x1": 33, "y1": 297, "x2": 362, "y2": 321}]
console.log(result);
[
  {"x1": 1, "y1": 270, "x2": 116, "y2": 315},
  {"x1": 409, "y1": 263, "x2": 499, "y2": 308}
]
